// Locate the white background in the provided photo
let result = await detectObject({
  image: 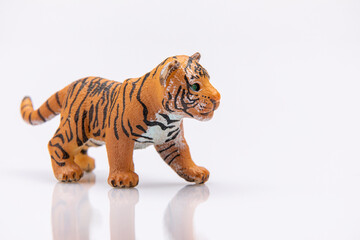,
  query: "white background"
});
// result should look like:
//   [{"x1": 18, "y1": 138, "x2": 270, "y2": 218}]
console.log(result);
[{"x1": 1, "y1": 0, "x2": 360, "y2": 239}]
